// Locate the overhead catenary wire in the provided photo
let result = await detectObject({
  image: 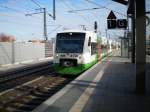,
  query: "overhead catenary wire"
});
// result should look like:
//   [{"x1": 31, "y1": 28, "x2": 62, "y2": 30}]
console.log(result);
[
  {"x1": 0, "y1": 4, "x2": 43, "y2": 22},
  {"x1": 47, "y1": 24, "x2": 62, "y2": 27},
  {"x1": 68, "y1": 7, "x2": 101, "y2": 13},
  {"x1": 0, "y1": 13, "x2": 43, "y2": 23},
  {"x1": 0, "y1": 3, "x2": 44, "y2": 31},
  {"x1": 61, "y1": 0, "x2": 92, "y2": 26},
  {"x1": 0, "y1": 0, "x2": 57, "y2": 40},
  {"x1": 0, "y1": 5, "x2": 26, "y2": 14},
  {"x1": 68, "y1": 0, "x2": 105, "y2": 31},
  {"x1": 30, "y1": 0, "x2": 42, "y2": 8},
  {"x1": 77, "y1": 0, "x2": 106, "y2": 18},
  {"x1": 30, "y1": 0, "x2": 55, "y2": 20},
  {"x1": 0, "y1": 1, "x2": 41, "y2": 14},
  {"x1": 84, "y1": 0, "x2": 127, "y2": 17},
  {"x1": 0, "y1": 17, "x2": 43, "y2": 26},
  {"x1": 48, "y1": 25, "x2": 62, "y2": 35}
]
